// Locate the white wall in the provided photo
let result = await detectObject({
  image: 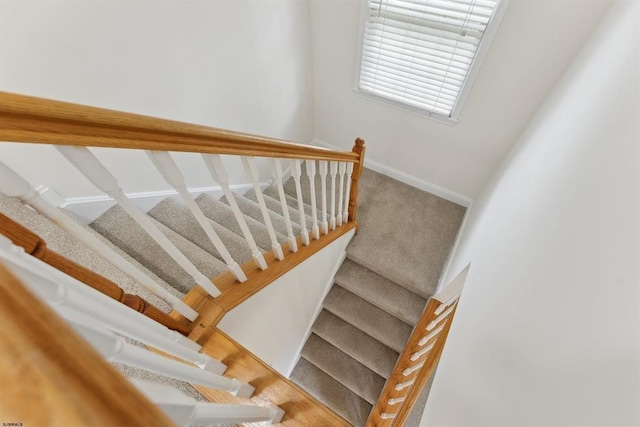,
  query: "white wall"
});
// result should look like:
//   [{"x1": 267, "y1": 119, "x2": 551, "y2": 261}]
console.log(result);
[
  {"x1": 218, "y1": 229, "x2": 355, "y2": 376},
  {"x1": 422, "y1": 1, "x2": 639, "y2": 425},
  {"x1": 309, "y1": 0, "x2": 611, "y2": 199},
  {"x1": 0, "y1": 0, "x2": 314, "y2": 198}
]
